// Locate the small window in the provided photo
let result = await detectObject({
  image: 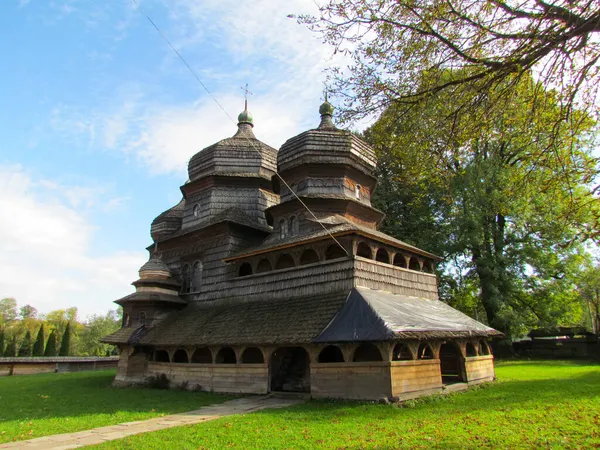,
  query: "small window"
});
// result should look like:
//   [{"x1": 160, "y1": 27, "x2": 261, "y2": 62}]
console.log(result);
[
  {"x1": 279, "y1": 219, "x2": 287, "y2": 239},
  {"x1": 191, "y1": 261, "x2": 203, "y2": 292},
  {"x1": 123, "y1": 313, "x2": 130, "y2": 327},
  {"x1": 193, "y1": 204, "x2": 200, "y2": 218},
  {"x1": 355, "y1": 184, "x2": 361, "y2": 199},
  {"x1": 239, "y1": 262, "x2": 253, "y2": 277},
  {"x1": 288, "y1": 216, "x2": 298, "y2": 236},
  {"x1": 181, "y1": 264, "x2": 192, "y2": 293},
  {"x1": 139, "y1": 311, "x2": 147, "y2": 327}
]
